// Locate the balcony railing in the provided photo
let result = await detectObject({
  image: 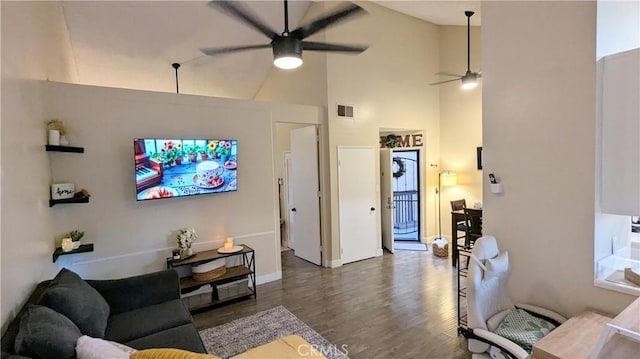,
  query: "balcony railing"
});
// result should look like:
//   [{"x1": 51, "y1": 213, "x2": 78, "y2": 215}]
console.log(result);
[{"x1": 394, "y1": 190, "x2": 418, "y2": 235}]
